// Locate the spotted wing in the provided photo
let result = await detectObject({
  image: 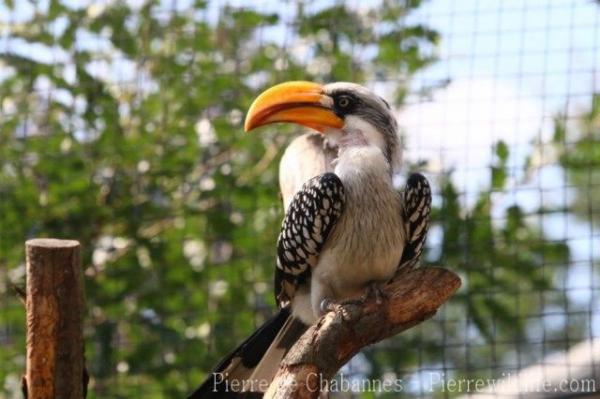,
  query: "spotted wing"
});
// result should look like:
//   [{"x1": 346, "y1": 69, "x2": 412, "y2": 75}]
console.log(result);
[
  {"x1": 398, "y1": 173, "x2": 432, "y2": 270},
  {"x1": 275, "y1": 173, "x2": 345, "y2": 307}
]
